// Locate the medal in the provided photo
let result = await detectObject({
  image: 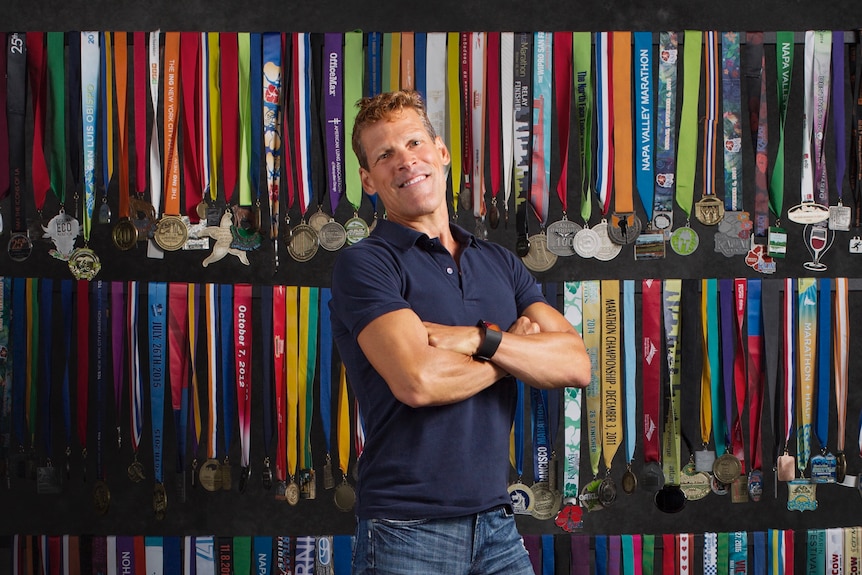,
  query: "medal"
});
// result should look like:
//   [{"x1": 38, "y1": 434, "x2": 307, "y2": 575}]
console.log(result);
[
  {"x1": 530, "y1": 481, "x2": 560, "y2": 520},
  {"x1": 776, "y1": 453, "x2": 796, "y2": 481},
  {"x1": 127, "y1": 458, "x2": 146, "y2": 483},
  {"x1": 592, "y1": 221, "x2": 622, "y2": 261},
  {"x1": 344, "y1": 215, "x2": 369, "y2": 245},
  {"x1": 710, "y1": 475, "x2": 729, "y2": 496},
  {"x1": 810, "y1": 452, "x2": 837, "y2": 483},
  {"x1": 640, "y1": 461, "x2": 665, "y2": 492},
  {"x1": 196, "y1": 201, "x2": 208, "y2": 220},
  {"x1": 651, "y1": 211, "x2": 673, "y2": 239},
  {"x1": 68, "y1": 247, "x2": 102, "y2": 281},
  {"x1": 607, "y1": 213, "x2": 642, "y2": 245},
  {"x1": 730, "y1": 476, "x2": 749, "y2": 503},
  {"x1": 286, "y1": 479, "x2": 301, "y2": 506},
  {"x1": 36, "y1": 464, "x2": 63, "y2": 495},
  {"x1": 300, "y1": 468, "x2": 317, "y2": 500},
  {"x1": 669, "y1": 226, "x2": 699, "y2": 256},
  {"x1": 153, "y1": 214, "x2": 189, "y2": 251},
  {"x1": 489, "y1": 200, "x2": 501, "y2": 229},
  {"x1": 98, "y1": 200, "x2": 112, "y2": 225},
  {"x1": 680, "y1": 463, "x2": 711, "y2": 501},
  {"x1": 747, "y1": 469, "x2": 764, "y2": 502},
  {"x1": 694, "y1": 195, "x2": 725, "y2": 225},
  {"x1": 714, "y1": 211, "x2": 752, "y2": 257},
  {"x1": 694, "y1": 449, "x2": 716, "y2": 473},
  {"x1": 787, "y1": 202, "x2": 830, "y2": 224},
  {"x1": 275, "y1": 481, "x2": 287, "y2": 501},
  {"x1": 621, "y1": 466, "x2": 637, "y2": 494},
  {"x1": 43, "y1": 211, "x2": 81, "y2": 260},
  {"x1": 287, "y1": 222, "x2": 319, "y2": 262},
  {"x1": 130, "y1": 196, "x2": 158, "y2": 239},
  {"x1": 333, "y1": 480, "x2": 356, "y2": 512},
  {"x1": 578, "y1": 479, "x2": 603, "y2": 512},
  {"x1": 597, "y1": 476, "x2": 617, "y2": 507},
  {"x1": 93, "y1": 480, "x2": 111, "y2": 515},
  {"x1": 112, "y1": 219, "x2": 139, "y2": 251},
  {"x1": 546, "y1": 218, "x2": 581, "y2": 256},
  {"x1": 572, "y1": 226, "x2": 600, "y2": 258},
  {"x1": 508, "y1": 481, "x2": 535, "y2": 514},
  {"x1": 836, "y1": 452, "x2": 847, "y2": 483},
  {"x1": 654, "y1": 484, "x2": 686, "y2": 513},
  {"x1": 308, "y1": 208, "x2": 331, "y2": 232},
  {"x1": 198, "y1": 458, "x2": 222, "y2": 492},
  {"x1": 220, "y1": 460, "x2": 233, "y2": 491},
  {"x1": 554, "y1": 501, "x2": 584, "y2": 533},
  {"x1": 322, "y1": 458, "x2": 335, "y2": 490},
  {"x1": 521, "y1": 233, "x2": 557, "y2": 272},
  {"x1": 768, "y1": 226, "x2": 788, "y2": 257},
  {"x1": 7, "y1": 232, "x2": 33, "y2": 262},
  {"x1": 803, "y1": 224, "x2": 834, "y2": 272},
  {"x1": 474, "y1": 218, "x2": 488, "y2": 241},
  {"x1": 787, "y1": 479, "x2": 818, "y2": 512},
  {"x1": 153, "y1": 482, "x2": 168, "y2": 520},
  {"x1": 829, "y1": 201, "x2": 851, "y2": 231},
  {"x1": 515, "y1": 235, "x2": 530, "y2": 258},
  {"x1": 262, "y1": 458, "x2": 273, "y2": 490},
  {"x1": 713, "y1": 452, "x2": 742, "y2": 484},
  {"x1": 318, "y1": 220, "x2": 347, "y2": 252},
  {"x1": 850, "y1": 234, "x2": 862, "y2": 253},
  {"x1": 633, "y1": 232, "x2": 666, "y2": 261}
]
